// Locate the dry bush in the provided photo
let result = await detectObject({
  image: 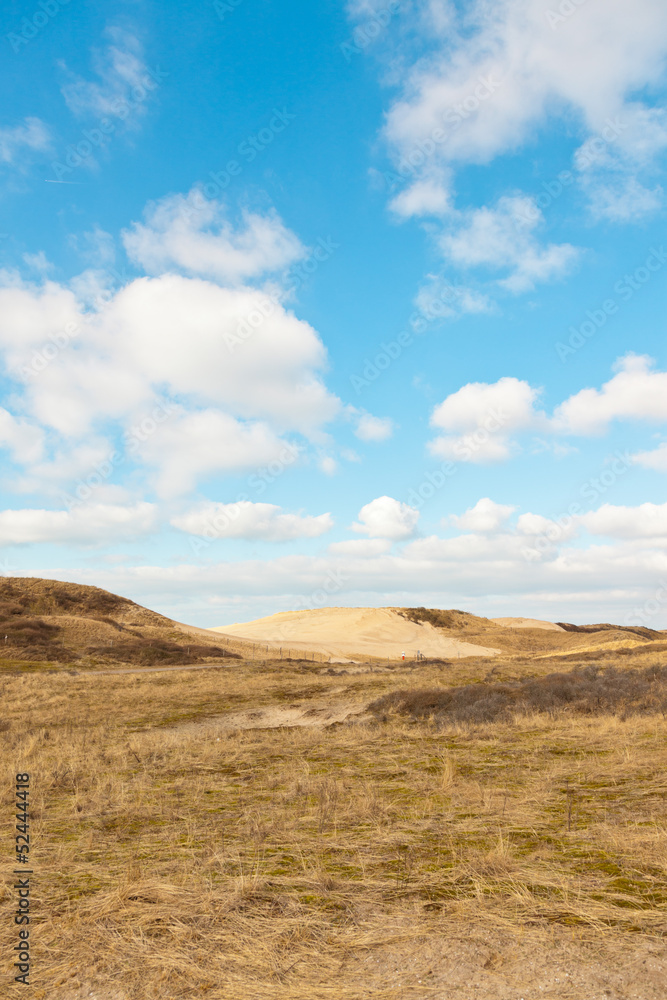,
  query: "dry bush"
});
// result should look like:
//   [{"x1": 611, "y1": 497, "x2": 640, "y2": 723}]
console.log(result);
[
  {"x1": 399, "y1": 607, "x2": 482, "y2": 631},
  {"x1": 368, "y1": 662, "x2": 667, "y2": 723}
]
